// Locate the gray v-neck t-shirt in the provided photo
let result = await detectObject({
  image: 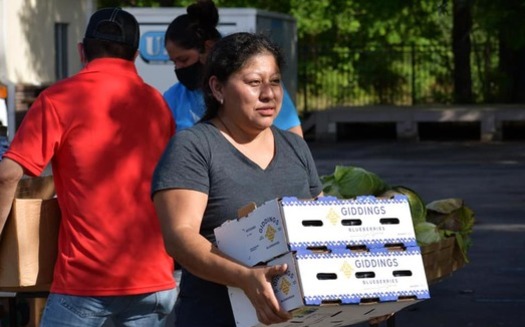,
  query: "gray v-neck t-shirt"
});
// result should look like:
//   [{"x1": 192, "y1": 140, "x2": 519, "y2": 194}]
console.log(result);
[
  {"x1": 152, "y1": 122, "x2": 322, "y2": 243},
  {"x1": 151, "y1": 122, "x2": 322, "y2": 326}
]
